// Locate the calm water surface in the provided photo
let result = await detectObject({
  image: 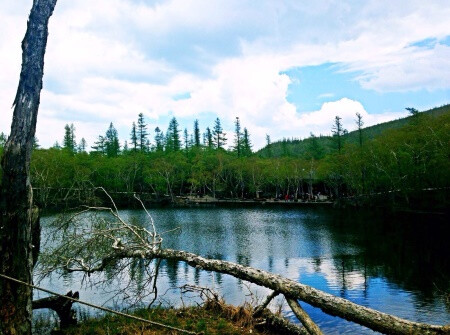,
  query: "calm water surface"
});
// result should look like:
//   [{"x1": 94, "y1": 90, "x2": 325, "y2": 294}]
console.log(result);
[{"x1": 35, "y1": 207, "x2": 450, "y2": 334}]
